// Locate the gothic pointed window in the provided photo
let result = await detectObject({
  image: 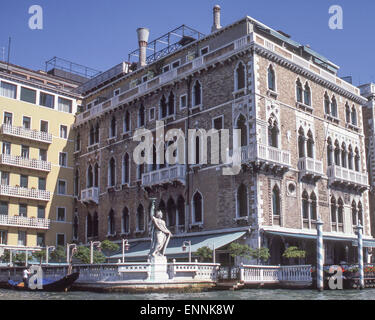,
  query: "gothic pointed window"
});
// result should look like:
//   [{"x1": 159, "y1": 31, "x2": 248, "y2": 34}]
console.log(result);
[
  {"x1": 122, "y1": 207, "x2": 130, "y2": 234},
  {"x1": 324, "y1": 93, "x2": 330, "y2": 115},
  {"x1": 168, "y1": 92, "x2": 175, "y2": 116},
  {"x1": 296, "y1": 79, "x2": 303, "y2": 103},
  {"x1": 272, "y1": 185, "x2": 281, "y2": 226},
  {"x1": 327, "y1": 138, "x2": 333, "y2": 166},
  {"x1": 108, "y1": 158, "x2": 116, "y2": 187},
  {"x1": 137, "y1": 204, "x2": 144, "y2": 231},
  {"x1": 307, "y1": 130, "x2": 314, "y2": 158},
  {"x1": 351, "y1": 106, "x2": 357, "y2": 126},
  {"x1": 108, "y1": 209, "x2": 115, "y2": 235},
  {"x1": 304, "y1": 83, "x2": 311, "y2": 106},
  {"x1": 331, "y1": 96, "x2": 338, "y2": 118},
  {"x1": 235, "y1": 62, "x2": 245, "y2": 91},
  {"x1": 237, "y1": 114, "x2": 247, "y2": 147},
  {"x1": 167, "y1": 198, "x2": 176, "y2": 227},
  {"x1": 192, "y1": 80, "x2": 202, "y2": 106},
  {"x1": 268, "y1": 65, "x2": 276, "y2": 91},
  {"x1": 193, "y1": 191, "x2": 203, "y2": 224},
  {"x1": 177, "y1": 196, "x2": 185, "y2": 227},
  {"x1": 237, "y1": 184, "x2": 248, "y2": 218}
]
